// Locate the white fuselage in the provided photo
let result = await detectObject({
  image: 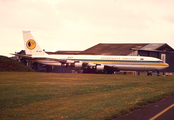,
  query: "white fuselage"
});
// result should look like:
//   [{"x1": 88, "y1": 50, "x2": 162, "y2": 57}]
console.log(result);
[{"x1": 32, "y1": 54, "x2": 169, "y2": 71}]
